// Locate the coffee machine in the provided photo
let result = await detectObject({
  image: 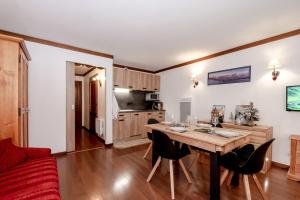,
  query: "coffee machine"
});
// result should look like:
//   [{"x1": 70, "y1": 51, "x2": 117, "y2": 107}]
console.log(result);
[{"x1": 152, "y1": 101, "x2": 163, "y2": 110}]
